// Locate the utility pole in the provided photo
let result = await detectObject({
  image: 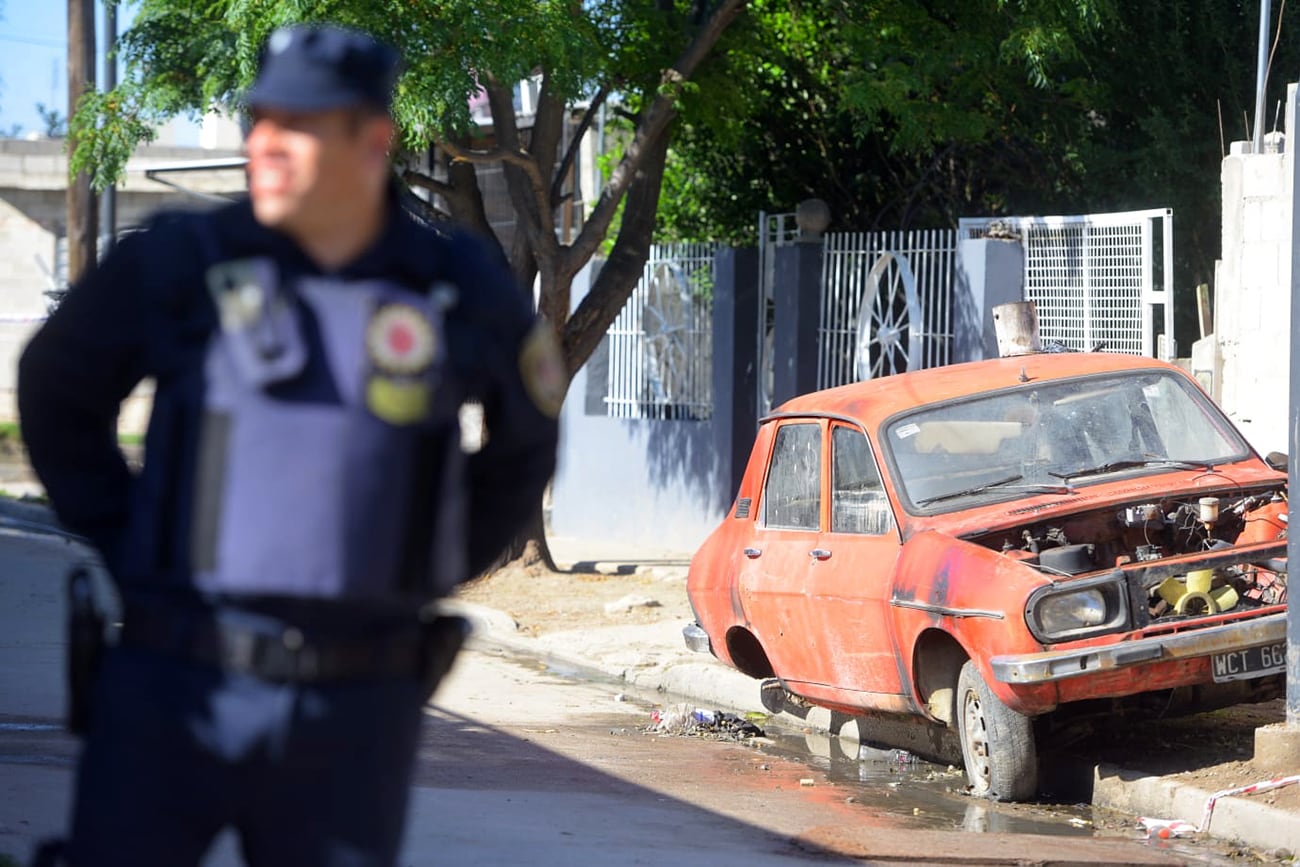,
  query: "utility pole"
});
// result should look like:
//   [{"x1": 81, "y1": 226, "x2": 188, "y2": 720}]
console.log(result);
[
  {"x1": 66, "y1": 0, "x2": 97, "y2": 283},
  {"x1": 100, "y1": 0, "x2": 117, "y2": 254},
  {"x1": 1252, "y1": 0, "x2": 1271, "y2": 153}
]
